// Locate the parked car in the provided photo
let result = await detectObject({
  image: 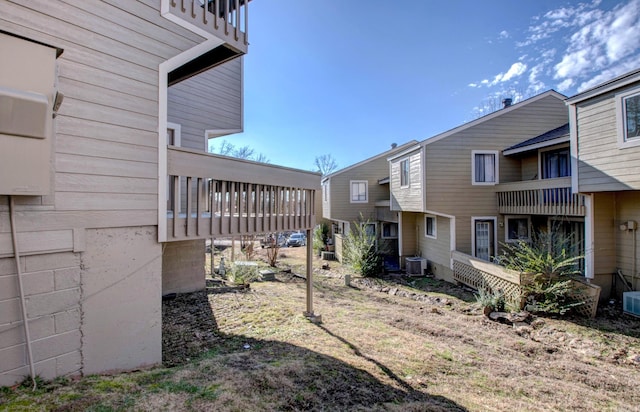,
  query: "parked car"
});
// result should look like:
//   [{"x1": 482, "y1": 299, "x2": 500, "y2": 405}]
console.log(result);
[{"x1": 286, "y1": 233, "x2": 306, "y2": 247}]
